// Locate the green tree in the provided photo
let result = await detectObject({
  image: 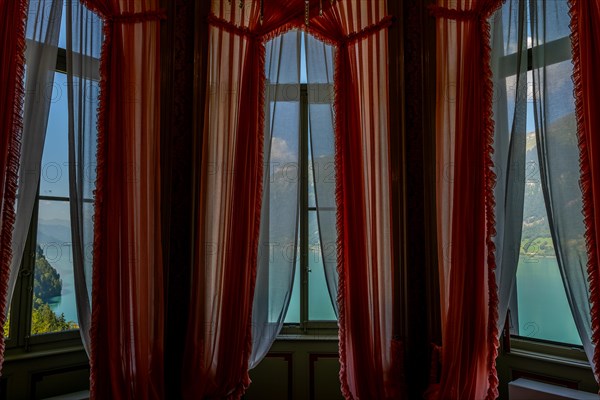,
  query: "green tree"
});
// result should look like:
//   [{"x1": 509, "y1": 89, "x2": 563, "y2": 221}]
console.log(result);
[
  {"x1": 2, "y1": 247, "x2": 76, "y2": 338},
  {"x1": 34, "y1": 245, "x2": 62, "y2": 302},
  {"x1": 31, "y1": 297, "x2": 76, "y2": 334}
]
